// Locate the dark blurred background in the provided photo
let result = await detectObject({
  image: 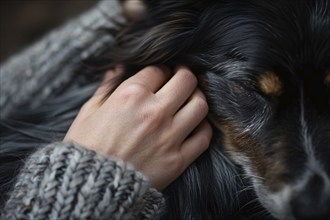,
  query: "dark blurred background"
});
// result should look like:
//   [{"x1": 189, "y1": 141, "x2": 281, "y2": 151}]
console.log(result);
[{"x1": 0, "y1": 0, "x2": 98, "y2": 63}]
